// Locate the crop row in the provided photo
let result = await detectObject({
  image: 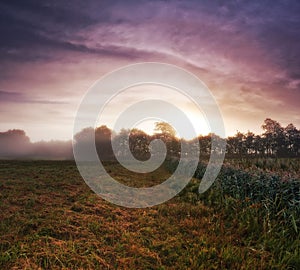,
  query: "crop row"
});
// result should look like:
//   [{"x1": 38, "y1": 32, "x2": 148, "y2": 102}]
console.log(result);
[{"x1": 165, "y1": 158, "x2": 300, "y2": 237}]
